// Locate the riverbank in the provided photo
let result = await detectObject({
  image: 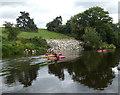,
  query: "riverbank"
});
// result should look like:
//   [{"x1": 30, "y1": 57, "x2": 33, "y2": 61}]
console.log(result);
[
  {"x1": 1, "y1": 28, "x2": 82, "y2": 57},
  {"x1": 46, "y1": 39, "x2": 83, "y2": 51},
  {"x1": 46, "y1": 39, "x2": 83, "y2": 60}
]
